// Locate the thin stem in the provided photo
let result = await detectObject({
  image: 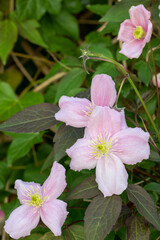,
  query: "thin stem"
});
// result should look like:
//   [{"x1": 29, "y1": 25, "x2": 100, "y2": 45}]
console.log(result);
[{"x1": 84, "y1": 50, "x2": 160, "y2": 144}]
